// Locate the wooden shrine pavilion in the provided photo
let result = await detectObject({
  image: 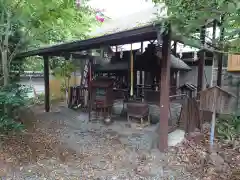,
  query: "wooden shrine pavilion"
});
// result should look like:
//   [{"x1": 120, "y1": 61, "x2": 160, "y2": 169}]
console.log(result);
[{"x1": 16, "y1": 7, "x2": 223, "y2": 152}]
